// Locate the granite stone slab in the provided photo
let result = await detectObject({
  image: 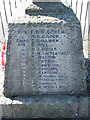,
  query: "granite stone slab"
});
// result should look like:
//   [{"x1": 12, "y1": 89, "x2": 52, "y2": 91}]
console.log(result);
[
  {"x1": 0, "y1": 96, "x2": 88, "y2": 118},
  {"x1": 3, "y1": 2, "x2": 87, "y2": 97}
]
